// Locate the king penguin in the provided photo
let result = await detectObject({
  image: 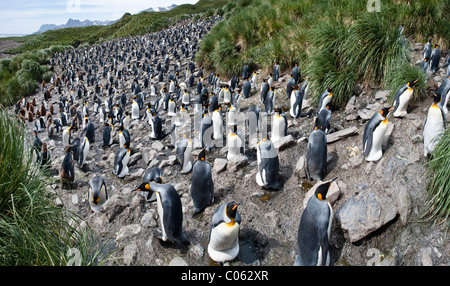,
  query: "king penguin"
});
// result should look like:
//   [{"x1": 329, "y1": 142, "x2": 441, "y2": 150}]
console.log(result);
[
  {"x1": 423, "y1": 92, "x2": 445, "y2": 157},
  {"x1": 88, "y1": 176, "x2": 108, "y2": 212},
  {"x1": 294, "y1": 178, "x2": 336, "y2": 266},
  {"x1": 227, "y1": 124, "x2": 243, "y2": 160},
  {"x1": 212, "y1": 107, "x2": 224, "y2": 146},
  {"x1": 131, "y1": 99, "x2": 140, "y2": 119},
  {"x1": 392, "y1": 79, "x2": 418, "y2": 118},
  {"x1": 134, "y1": 181, "x2": 190, "y2": 245},
  {"x1": 102, "y1": 122, "x2": 113, "y2": 147},
  {"x1": 77, "y1": 136, "x2": 90, "y2": 168},
  {"x1": 316, "y1": 87, "x2": 333, "y2": 114},
  {"x1": 150, "y1": 112, "x2": 165, "y2": 140},
  {"x1": 118, "y1": 125, "x2": 131, "y2": 147},
  {"x1": 139, "y1": 166, "x2": 163, "y2": 202},
  {"x1": 290, "y1": 86, "x2": 303, "y2": 118},
  {"x1": 113, "y1": 143, "x2": 131, "y2": 179},
  {"x1": 436, "y1": 75, "x2": 450, "y2": 116},
  {"x1": 271, "y1": 108, "x2": 287, "y2": 144},
  {"x1": 208, "y1": 201, "x2": 241, "y2": 264},
  {"x1": 62, "y1": 126, "x2": 71, "y2": 148},
  {"x1": 363, "y1": 106, "x2": 393, "y2": 162},
  {"x1": 423, "y1": 36, "x2": 433, "y2": 61},
  {"x1": 430, "y1": 44, "x2": 441, "y2": 74},
  {"x1": 190, "y1": 149, "x2": 214, "y2": 217},
  {"x1": 176, "y1": 134, "x2": 193, "y2": 174},
  {"x1": 306, "y1": 120, "x2": 328, "y2": 181},
  {"x1": 59, "y1": 145, "x2": 75, "y2": 188},
  {"x1": 200, "y1": 109, "x2": 214, "y2": 151},
  {"x1": 256, "y1": 138, "x2": 280, "y2": 190}
]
